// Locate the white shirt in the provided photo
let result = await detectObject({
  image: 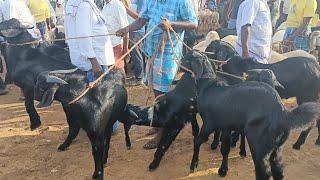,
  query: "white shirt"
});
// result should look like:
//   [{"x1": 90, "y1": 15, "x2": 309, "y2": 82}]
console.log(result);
[
  {"x1": 0, "y1": 0, "x2": 35, "y2": 26},
  {"x1": 65, "y1": 0, "x2": 115, "y2": 71},
  {"x1": 101, "y1": 0, "x2": 129, "y2": 47},
  {"x1": 236, "y1": 0, "x2": 272, "y2": 64},
  {"x1": 0, "y1": 0, "x2": 42, "y2": 39}
]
